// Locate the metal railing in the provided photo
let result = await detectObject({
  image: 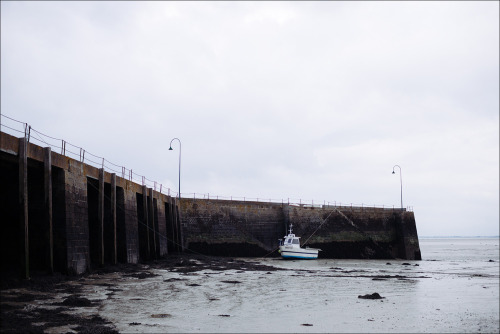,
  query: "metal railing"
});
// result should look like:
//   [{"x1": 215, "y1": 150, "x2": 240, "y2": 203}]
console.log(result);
[
  {"x1": 1, "y1": 113, "x2": 170, "y2": 194},
  {"x1": 182, "y1": 192, "x2": 412, "y2": 211},
  {"x1": 0, "y1": 113, "x2": 412, "y2": 212}
]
